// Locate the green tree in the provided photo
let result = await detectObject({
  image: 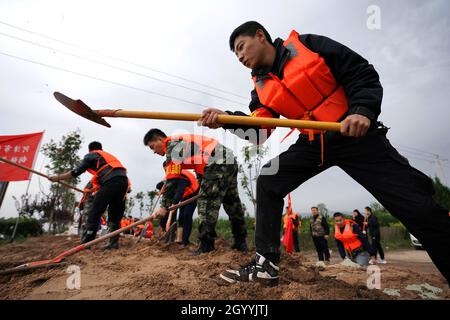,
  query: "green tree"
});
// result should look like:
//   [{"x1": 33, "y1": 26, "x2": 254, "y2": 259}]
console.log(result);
[
  {"x1": 135, "y1": 191, "x2": 146, "y2": 217},
  {"x1": 432, "y1": 176, "x2": 450, "y2": 210},
  {"x1": 238, "y1": 144, "x2": 269, "y2": 216},
  {"x1": 146, "y1": 190, "x2": 158, "y2": 213},
  {"x1": 125, "y1": 195, "x2": 135, "y2": 216},
  {"x1": 134, "y1": 190, "x2": 159, "y2": 218},
  {"x1": 317, "y1": 203, "x2": 329, "y2": 218},
  {"x1": 368, "y1": 202, "x2": 401, "y2": 227},
  {"x1": 40, "y1": 130, "x2": 83, "y2": 233}
]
